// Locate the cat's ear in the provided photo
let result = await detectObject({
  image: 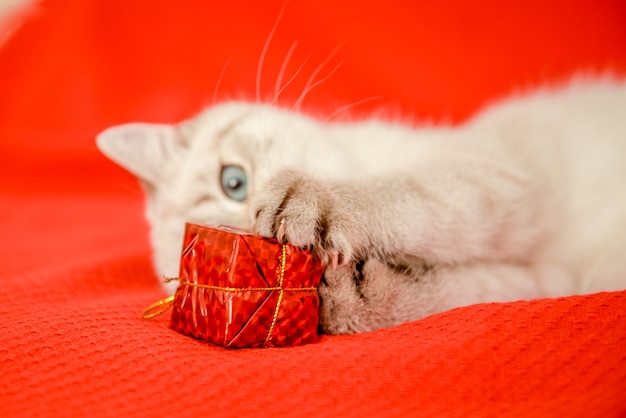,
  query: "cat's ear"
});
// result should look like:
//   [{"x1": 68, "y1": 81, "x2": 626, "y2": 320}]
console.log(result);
[{"x1": 96, "y1": 123, "x2": 186, "y2": 184}]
